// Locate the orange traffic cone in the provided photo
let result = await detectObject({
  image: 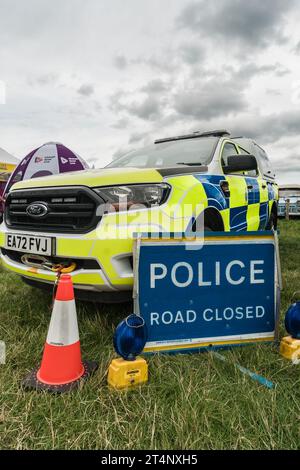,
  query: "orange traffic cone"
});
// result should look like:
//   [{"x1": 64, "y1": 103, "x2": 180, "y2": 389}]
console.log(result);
[{"x1": 22, "y1": 274, "x2": 98, "y2": 392}]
